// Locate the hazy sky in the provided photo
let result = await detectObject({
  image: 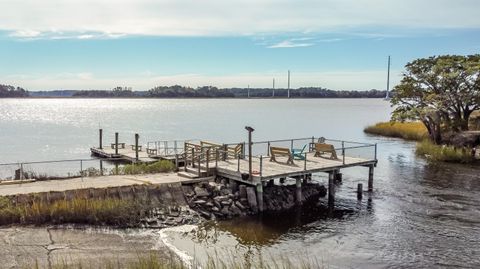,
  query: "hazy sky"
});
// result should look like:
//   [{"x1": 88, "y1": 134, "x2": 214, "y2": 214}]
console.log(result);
[{"x1": 1, "y1": 0, "x2": 480, "y2": 91}]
